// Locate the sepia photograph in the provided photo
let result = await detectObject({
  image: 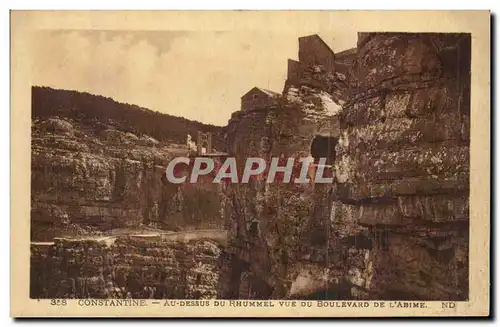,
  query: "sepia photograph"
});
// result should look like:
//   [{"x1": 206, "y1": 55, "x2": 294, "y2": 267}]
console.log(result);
[{"x1": 10, "y1": 10, "x2": 490, "y2": 317}]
